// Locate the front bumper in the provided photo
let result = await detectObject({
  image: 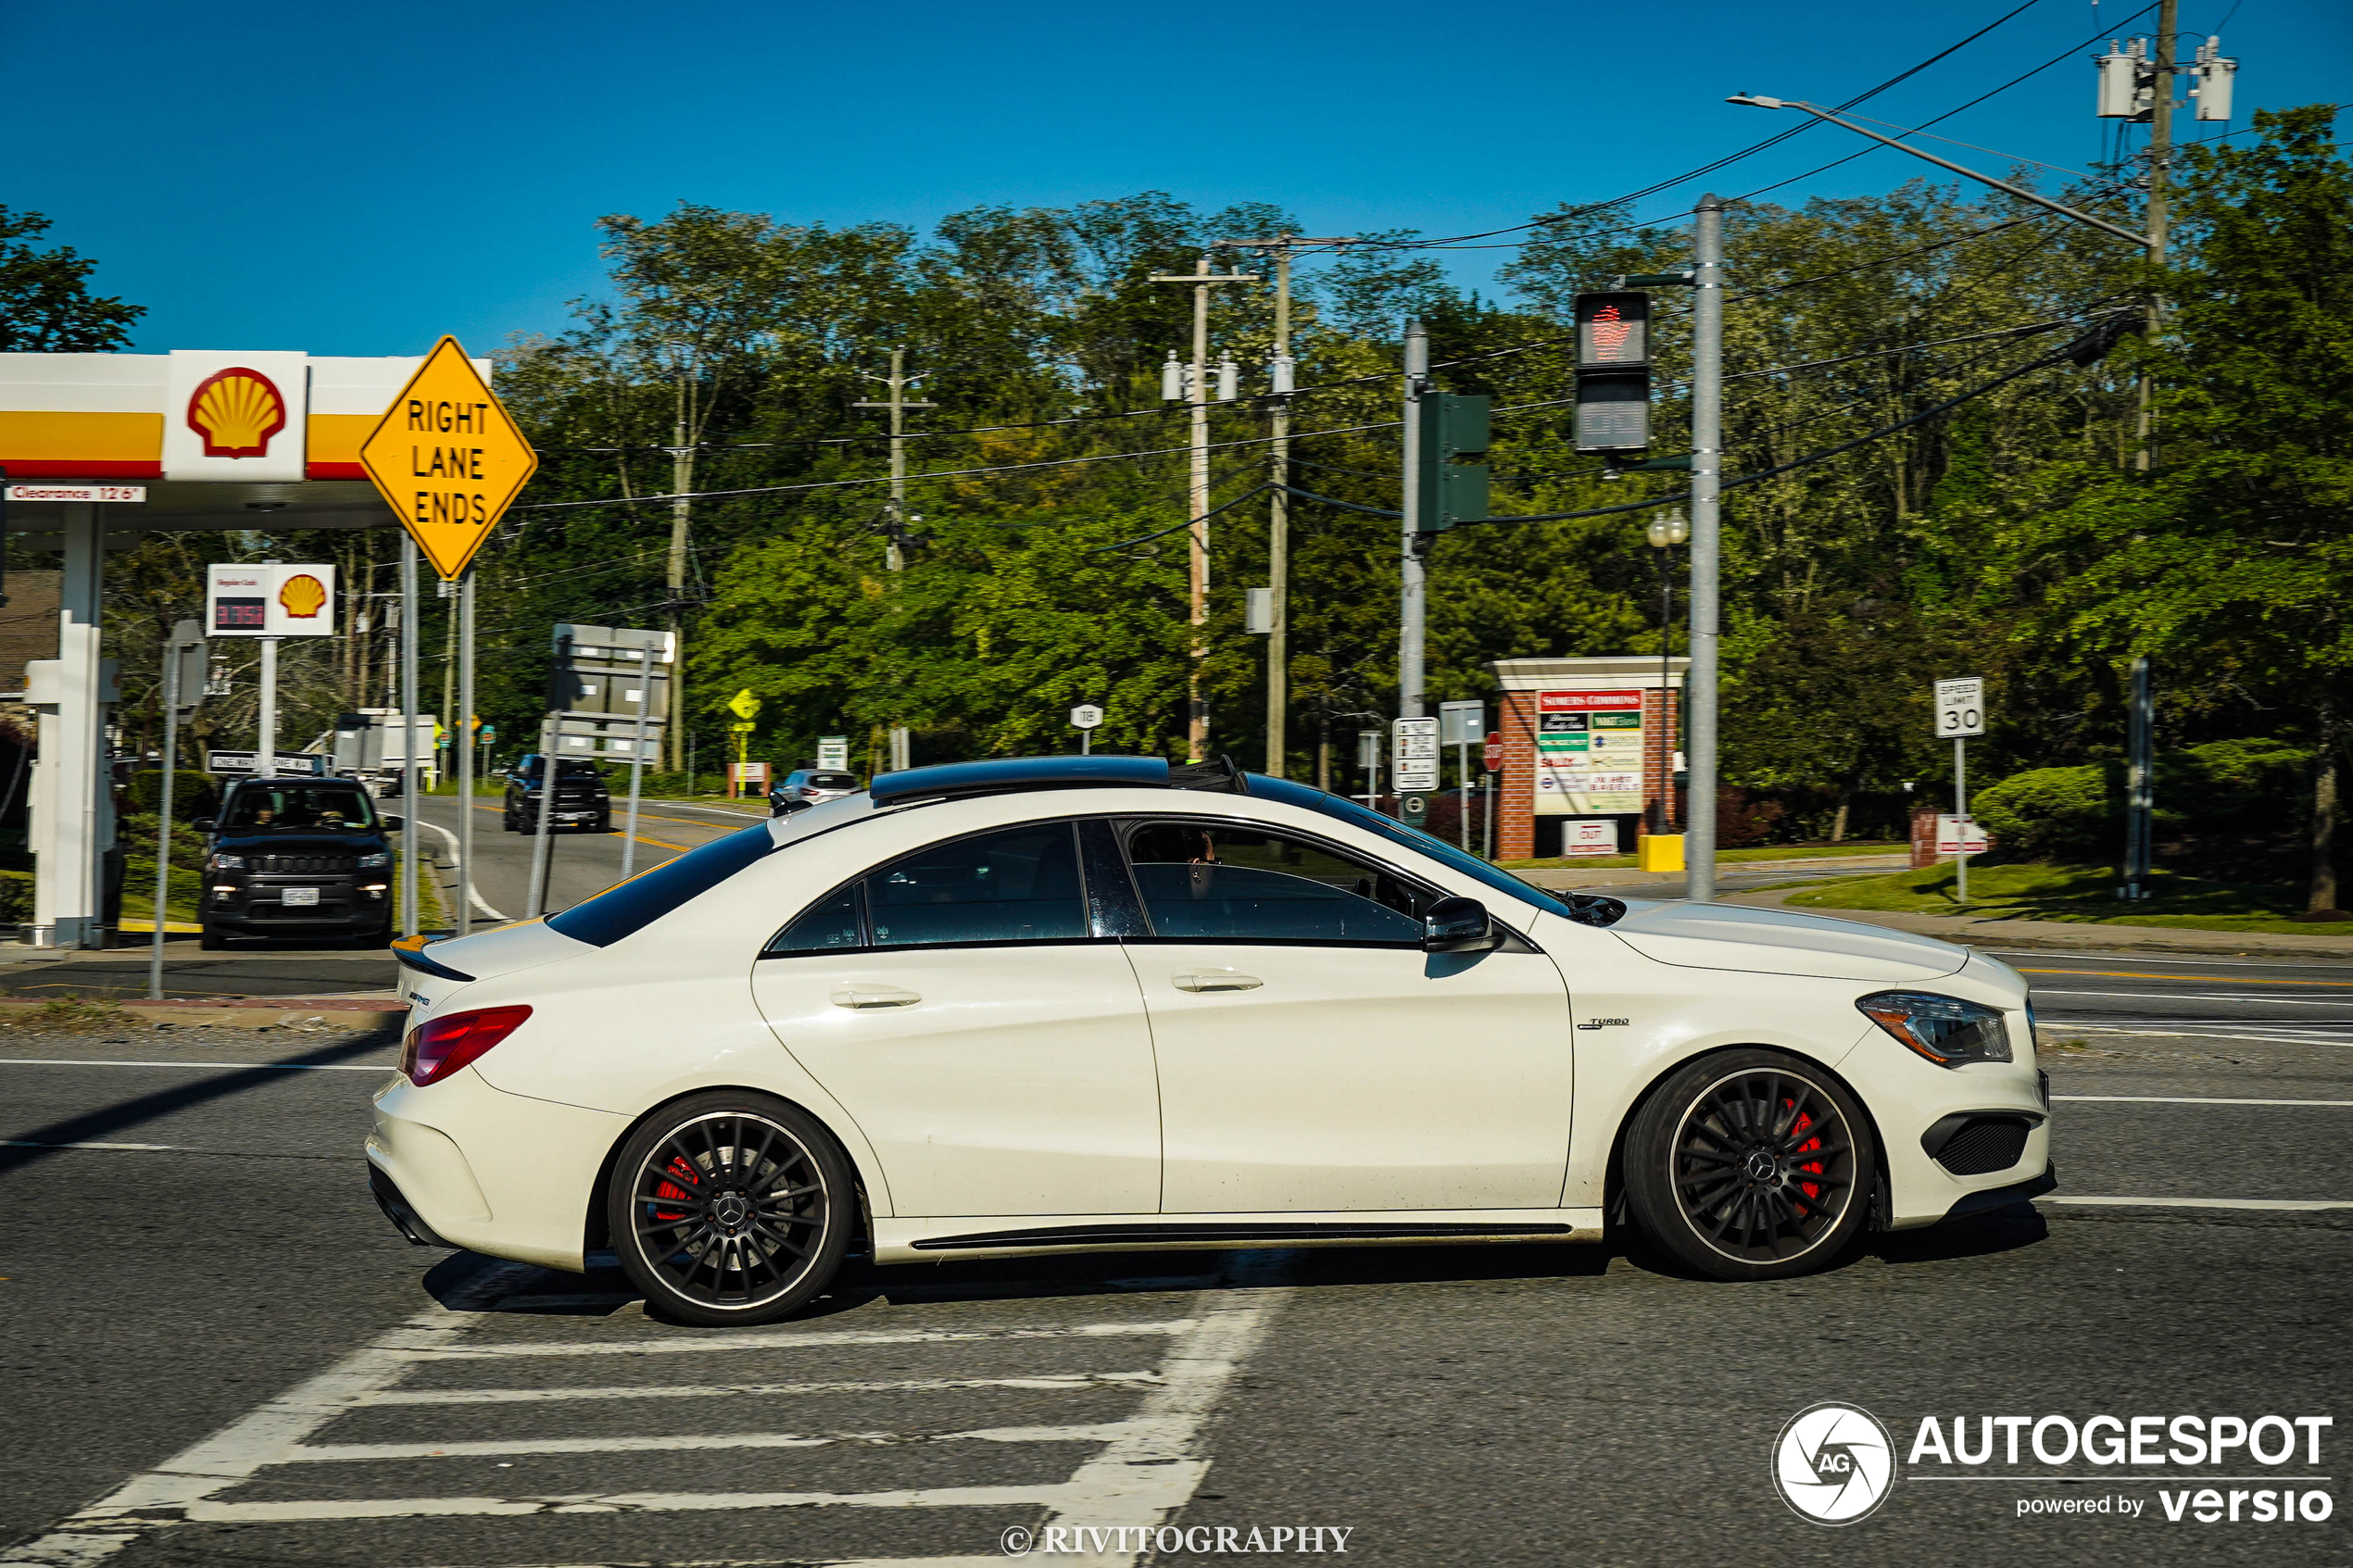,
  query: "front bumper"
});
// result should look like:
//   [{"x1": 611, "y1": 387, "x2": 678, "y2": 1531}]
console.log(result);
[
  {"x1": 1936, "y1": 1160, "x2": 2058, "y2": 1224},
  {"x1": 208, "y1": 879, "x2": 388, "y2": 933}
]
